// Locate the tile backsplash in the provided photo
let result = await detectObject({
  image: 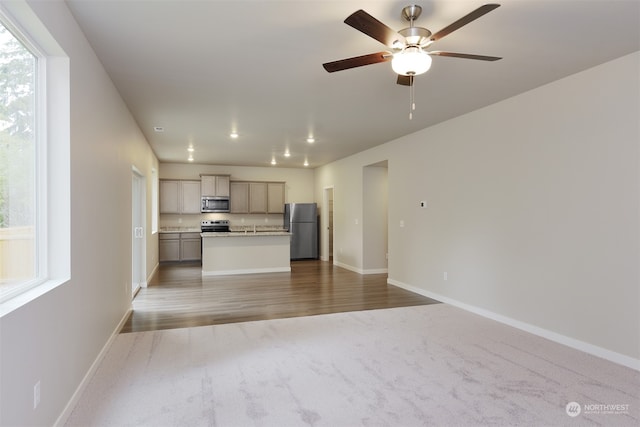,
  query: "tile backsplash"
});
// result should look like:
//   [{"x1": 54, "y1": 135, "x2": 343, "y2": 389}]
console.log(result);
[{"x1": 159, "y1": 213, "x2": 284, "y2": 230}]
